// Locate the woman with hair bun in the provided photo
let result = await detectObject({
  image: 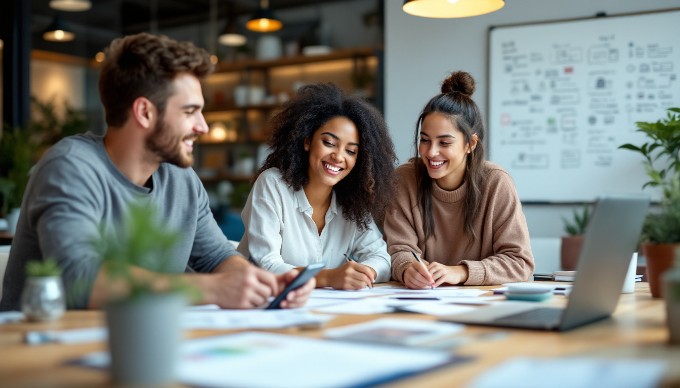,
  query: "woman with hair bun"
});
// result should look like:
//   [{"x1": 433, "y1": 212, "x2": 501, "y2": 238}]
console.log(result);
[
  {"x1": 384, "y1": 71, "x2": 534, "y2": 289},
  {"x1": 238, "y1": 83, "x2": 397, "y2": 290}
]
